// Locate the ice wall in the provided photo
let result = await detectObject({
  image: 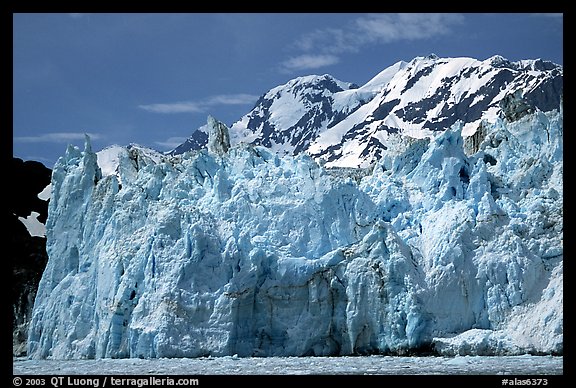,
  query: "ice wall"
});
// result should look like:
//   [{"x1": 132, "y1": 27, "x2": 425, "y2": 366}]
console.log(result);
[{"x1": 28, "y1": 110, "x2": 562, "y2": 358}]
